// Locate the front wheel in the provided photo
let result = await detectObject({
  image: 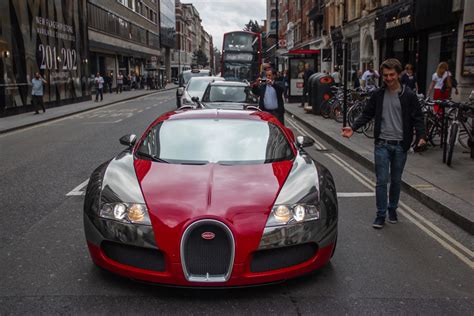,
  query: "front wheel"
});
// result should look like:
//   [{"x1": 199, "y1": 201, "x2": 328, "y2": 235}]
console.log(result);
[{"x1": 446, "y1": 123, "x2": 458, "y2": 166}]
